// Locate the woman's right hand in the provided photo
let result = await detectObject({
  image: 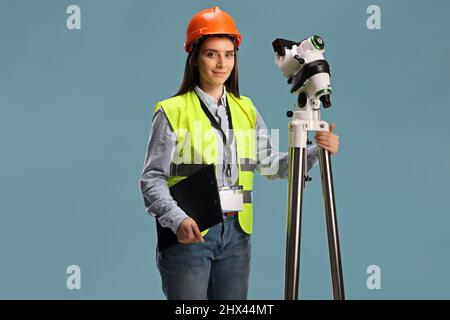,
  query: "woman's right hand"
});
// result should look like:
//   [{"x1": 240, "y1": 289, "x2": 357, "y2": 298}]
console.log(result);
[{"x1": 176, "y1": 217, "x2": 205, "y2": 244}]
